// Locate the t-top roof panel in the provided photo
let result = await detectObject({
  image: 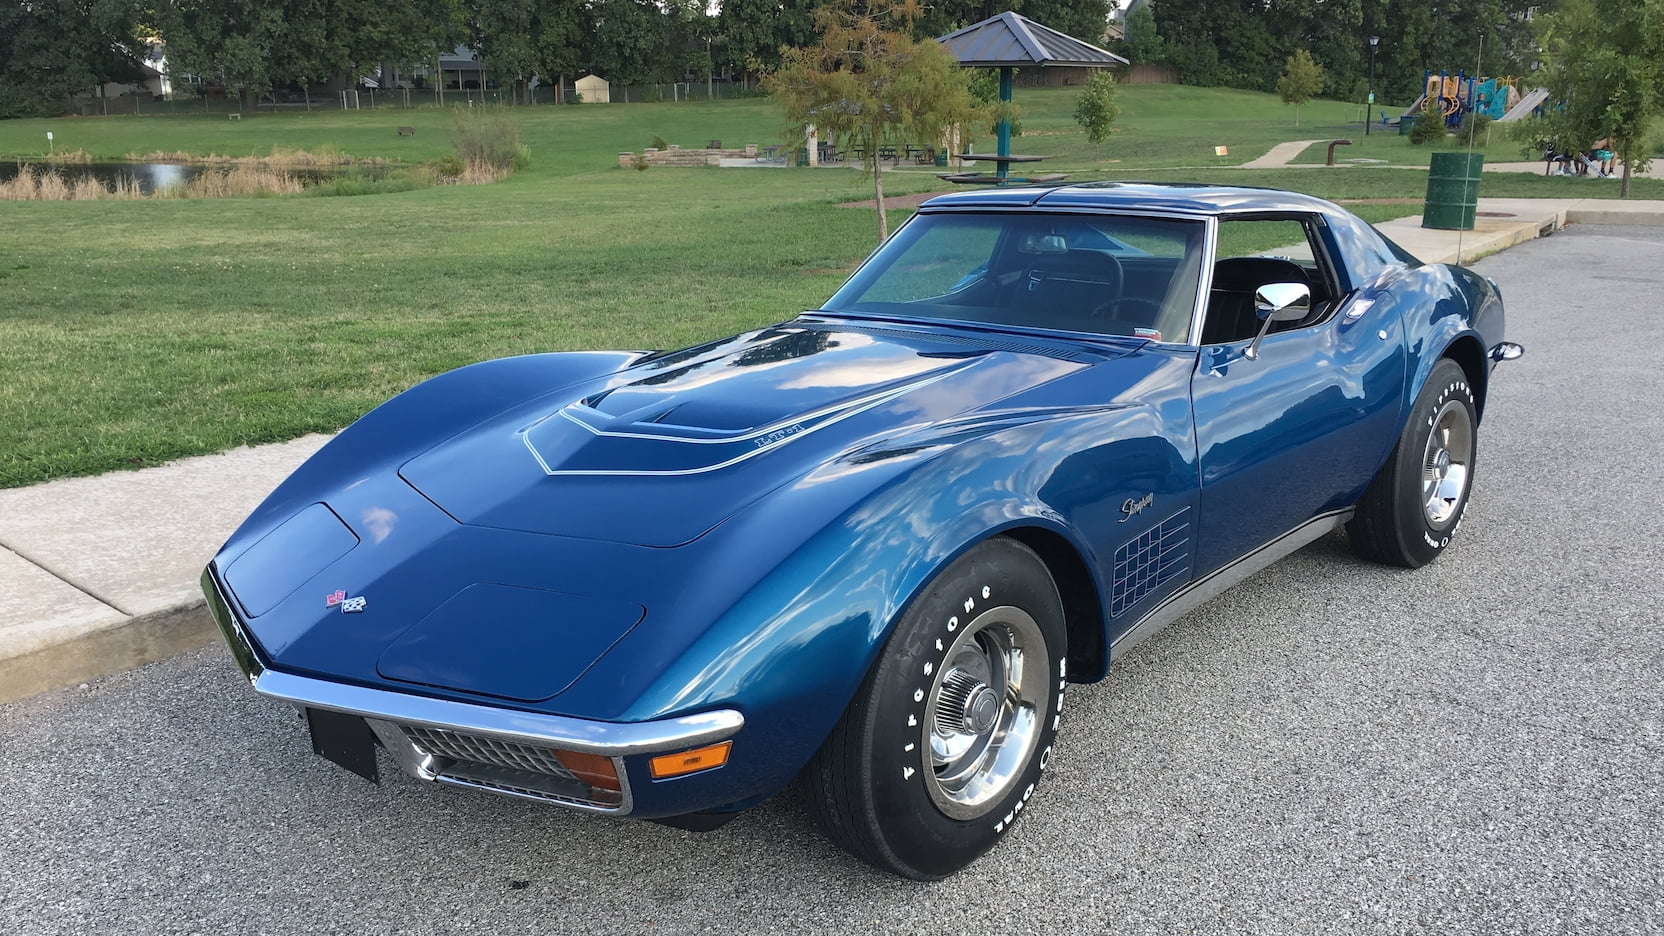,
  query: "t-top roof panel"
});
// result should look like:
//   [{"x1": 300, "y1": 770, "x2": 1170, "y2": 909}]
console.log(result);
[{"x1": 937, "y1": 11, "x2": 1129, "y2": 68}]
